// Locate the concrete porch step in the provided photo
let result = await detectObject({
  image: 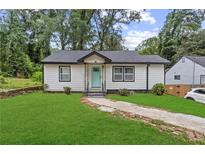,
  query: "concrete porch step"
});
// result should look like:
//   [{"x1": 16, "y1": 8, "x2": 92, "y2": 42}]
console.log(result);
[{"x1": 86, "y1": 92, "x2": 106, "y2": 97}]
